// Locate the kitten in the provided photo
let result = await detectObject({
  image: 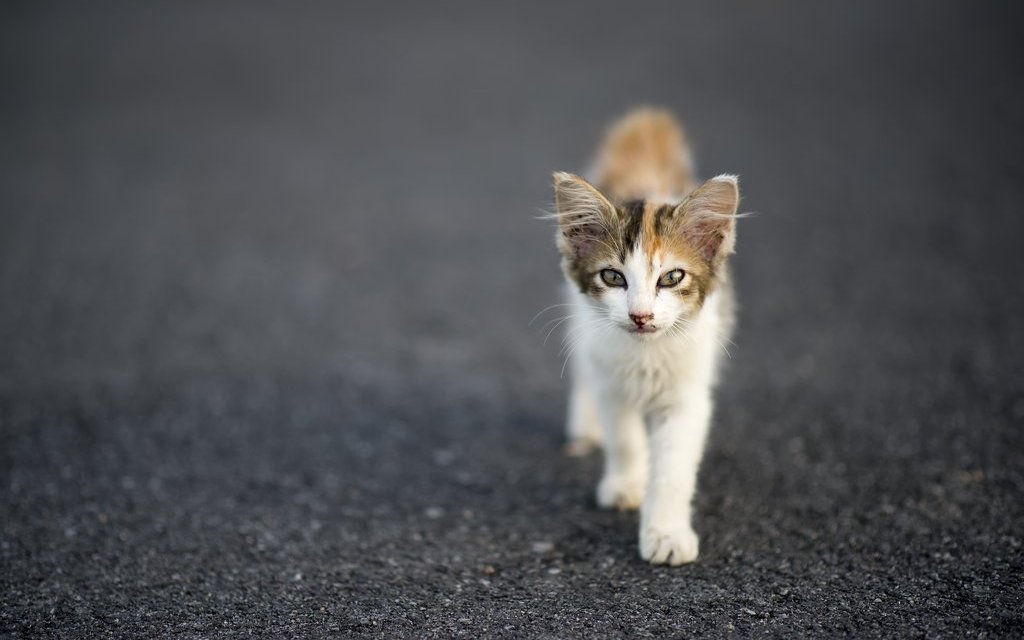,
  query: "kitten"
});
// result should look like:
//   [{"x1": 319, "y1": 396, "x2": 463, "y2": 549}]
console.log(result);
[{"x1": 550, "y1": 108, "x2": 739, "y2": 565}]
